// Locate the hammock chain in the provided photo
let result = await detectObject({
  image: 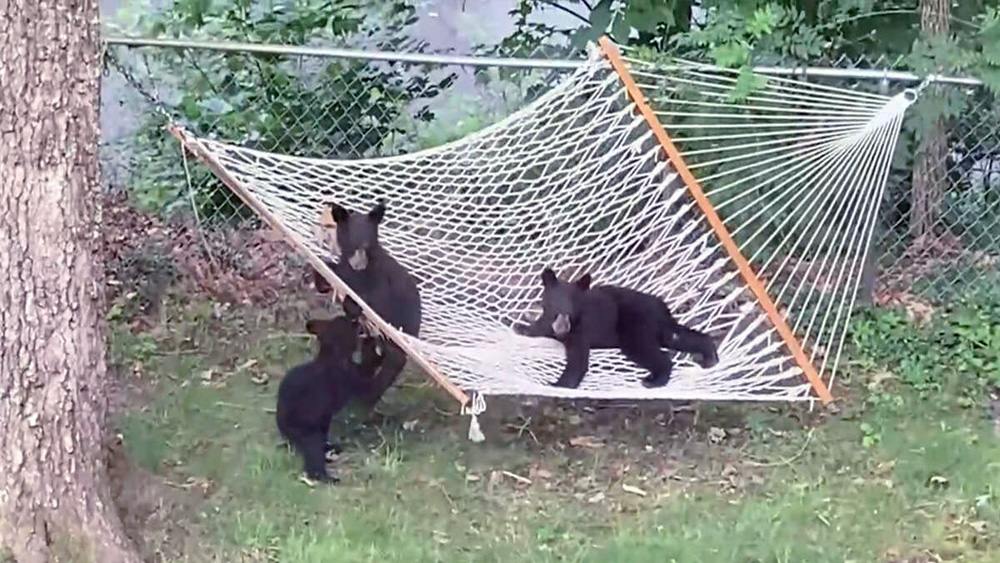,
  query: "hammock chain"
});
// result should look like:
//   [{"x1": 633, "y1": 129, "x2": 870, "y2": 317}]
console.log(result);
[
  {"x1": 102, "y1": 45, "x2": 174, "y2": 124},
  {"x1": 103, "y1": 46, "x2": 221, "y2": 270}
]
